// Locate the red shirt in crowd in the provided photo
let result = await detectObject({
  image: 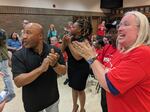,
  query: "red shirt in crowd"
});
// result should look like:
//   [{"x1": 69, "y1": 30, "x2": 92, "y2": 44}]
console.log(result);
[
  {"x1": 97, "y1": 24, "x2": 106, "y2": 36},
  {"x1": 97, "y1": 44, "x2": 117, "y2": 68}
]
